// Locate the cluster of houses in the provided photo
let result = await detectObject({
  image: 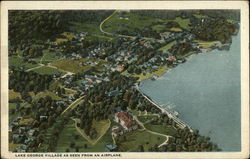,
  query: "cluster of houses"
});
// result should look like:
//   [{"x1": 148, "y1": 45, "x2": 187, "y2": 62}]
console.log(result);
[{"x1": 9, "y1": 117, "x2": 38, "y2": 152}]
